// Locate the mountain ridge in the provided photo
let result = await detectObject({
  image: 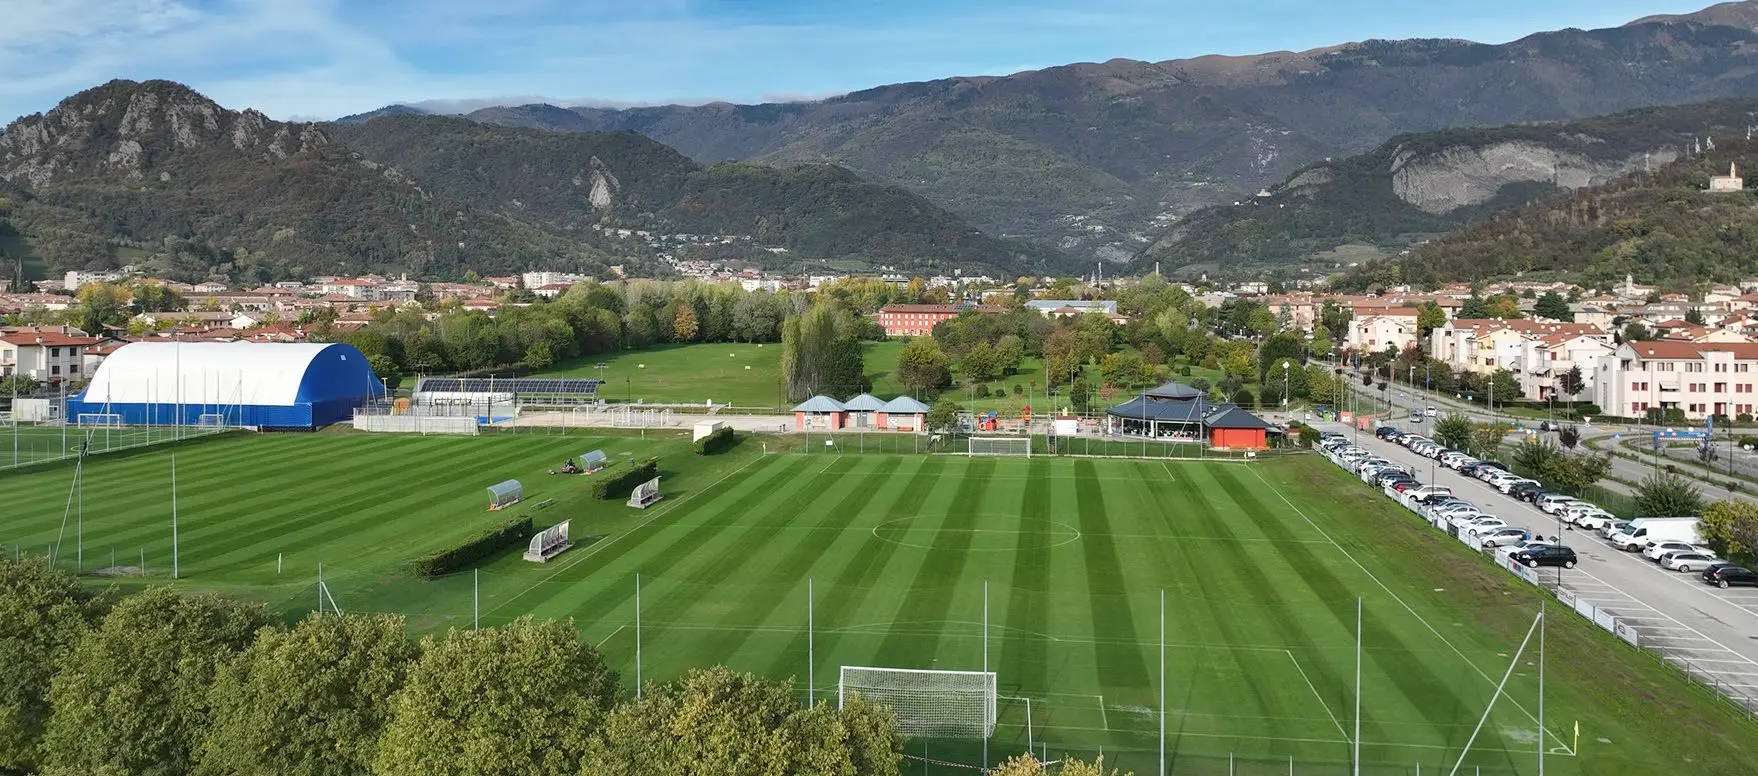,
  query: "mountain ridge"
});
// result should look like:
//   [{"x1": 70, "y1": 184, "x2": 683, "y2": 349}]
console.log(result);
[{"x1": 336, "y1": 2, "x2": 1758, "y2": 263}]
